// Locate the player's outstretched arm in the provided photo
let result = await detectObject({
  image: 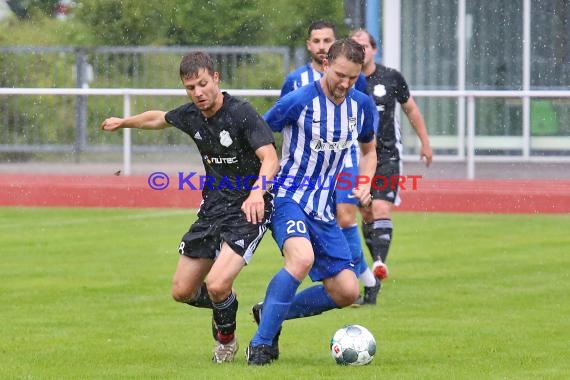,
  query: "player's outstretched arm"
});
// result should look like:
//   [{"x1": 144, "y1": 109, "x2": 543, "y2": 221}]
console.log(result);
[{"x1": 100, "y1": 111, "x2": 169, "y2": 132}]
